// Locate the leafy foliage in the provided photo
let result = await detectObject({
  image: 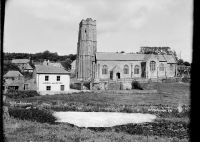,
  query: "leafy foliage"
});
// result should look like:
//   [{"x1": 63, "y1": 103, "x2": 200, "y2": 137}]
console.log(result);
[
  {"x1": 131, "y1": 81, "x2": 143, "y2": 90},
  {"x1": 3, "y1": 61, "x2": 21, "y2": 75},
  {"x1": 5, "y1": 90, "x2": 40, "y2": 99},
  {"x1": 8, "y1": 107, "x2": 57, "y2": 124},
  {"x1": 4, "y1": 51, "x2": 76, "y2": 63}
]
